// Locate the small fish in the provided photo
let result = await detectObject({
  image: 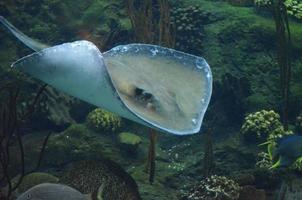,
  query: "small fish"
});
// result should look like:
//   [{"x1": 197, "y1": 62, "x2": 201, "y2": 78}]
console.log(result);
[
  {"x1": 271, "y1": 135, "x2": 302, "y2": 168},
  {"x1": 17, "y1": 183, "x2": 90, "y2": 200}
]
